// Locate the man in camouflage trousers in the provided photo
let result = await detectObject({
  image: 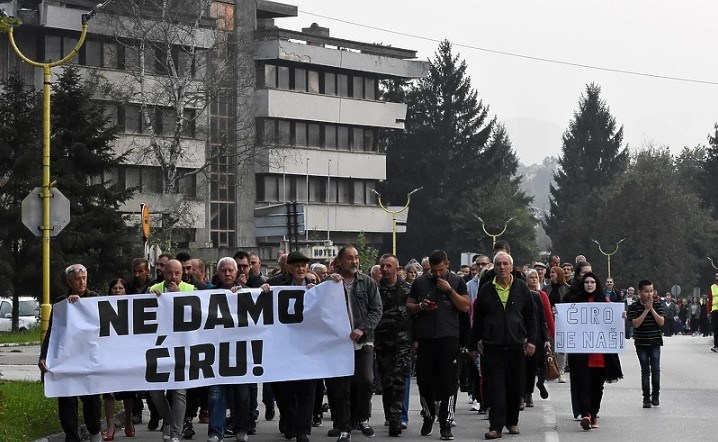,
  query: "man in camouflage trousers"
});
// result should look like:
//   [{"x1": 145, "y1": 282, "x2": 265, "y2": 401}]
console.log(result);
[{"x1": 374, "y1": 253, "x2": 413, "y2": 437}]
